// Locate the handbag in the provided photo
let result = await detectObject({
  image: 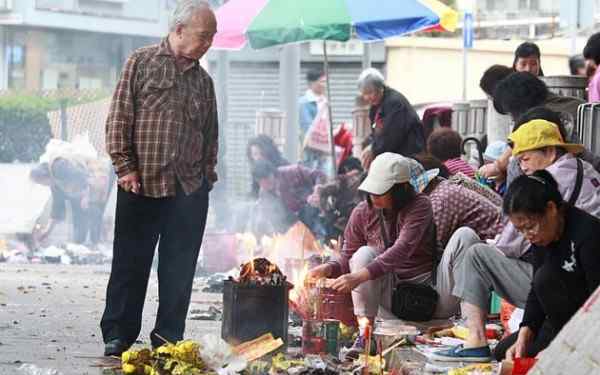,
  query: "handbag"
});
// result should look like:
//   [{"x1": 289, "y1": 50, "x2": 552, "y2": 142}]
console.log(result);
[
  {"x1": 378, "y1": 210, "x2": 440, "y2": 321},
  {"x1": 302, "y1": 101, "x2": 331, "y2": 154}
]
